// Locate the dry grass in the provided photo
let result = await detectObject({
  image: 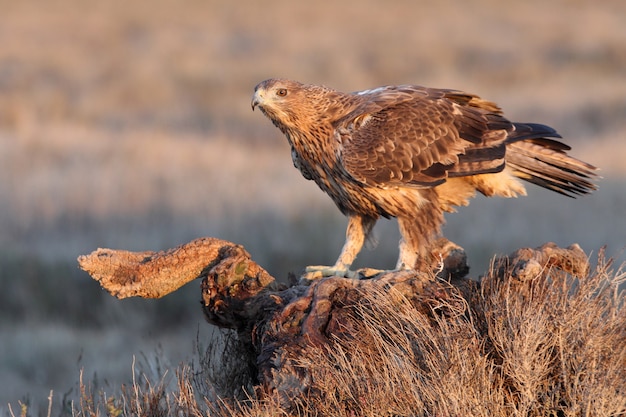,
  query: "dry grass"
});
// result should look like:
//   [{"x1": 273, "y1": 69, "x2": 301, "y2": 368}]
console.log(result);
[
  {"x1": 2, "y1": 0, "x2": 625, "y2": 267},
  {"x1": 289, "y1": 255, "x2": 626, "y2": 417},
  {"x1": 14, "y1": 254, "x2": 622, "y2": 417},
  {"x1": 2, "y1": 0, "x2": 624, "y2": 268}
]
